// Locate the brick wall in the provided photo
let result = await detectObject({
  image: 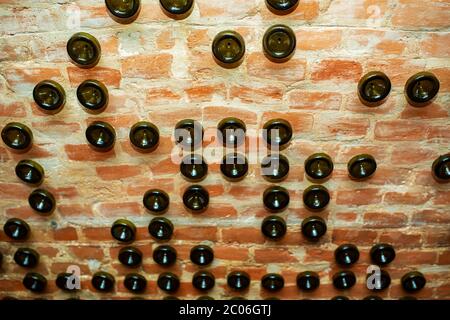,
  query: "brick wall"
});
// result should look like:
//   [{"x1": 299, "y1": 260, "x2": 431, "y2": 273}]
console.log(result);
[{"x1": 0, "y1": 0, "x2": 449, "y2": 300}]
